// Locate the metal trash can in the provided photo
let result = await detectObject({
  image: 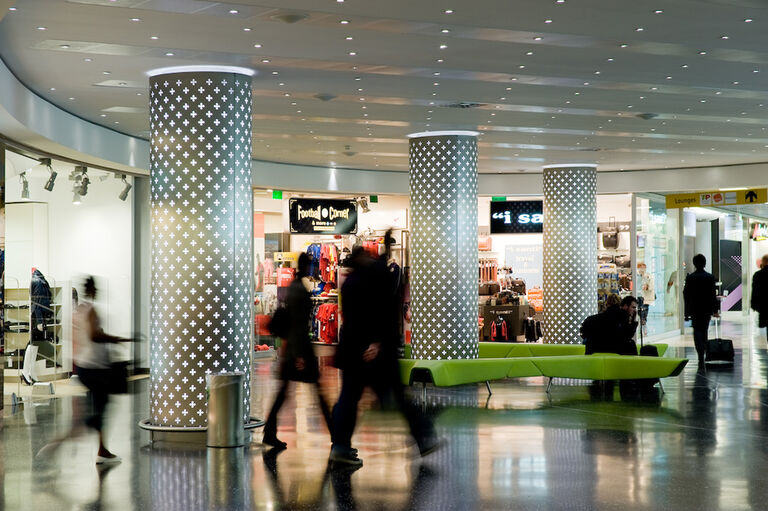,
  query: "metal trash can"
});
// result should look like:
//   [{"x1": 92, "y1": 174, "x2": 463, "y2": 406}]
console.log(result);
[{"x1": 206, "y1": 372, "x2": 245, "y2": 447}]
